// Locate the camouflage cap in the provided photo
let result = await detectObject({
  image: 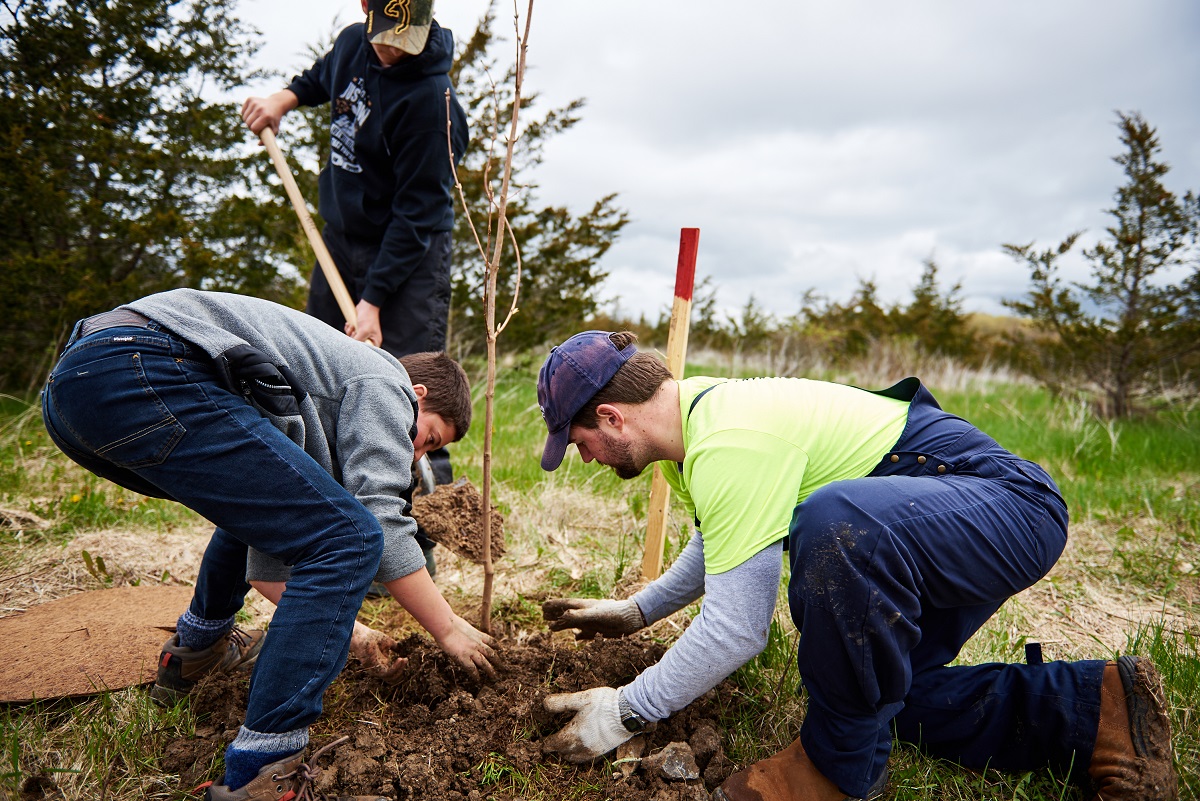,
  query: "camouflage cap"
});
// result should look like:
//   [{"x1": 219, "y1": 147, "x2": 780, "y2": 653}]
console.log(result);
[{"x1": 365, "y1": 0, "x2": 434, "y2": 55}]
